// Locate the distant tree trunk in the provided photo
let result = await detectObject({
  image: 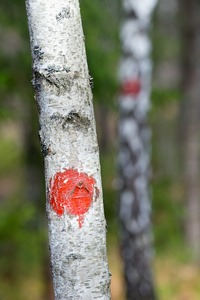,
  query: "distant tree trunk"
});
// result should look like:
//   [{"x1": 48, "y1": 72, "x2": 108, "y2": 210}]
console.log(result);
[
  {"x1": 179, "y1": 0, "x2": 200, "y2": 257},
  {"x1": 99, "y1": 106, "x2": 109, "y2": 152},
  {"x1": 118, "y1": 1, "x2": 157, "y2": 299},
  {"x1": 25, "y1": 0, "x2": 111, "y2": 299}
]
